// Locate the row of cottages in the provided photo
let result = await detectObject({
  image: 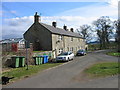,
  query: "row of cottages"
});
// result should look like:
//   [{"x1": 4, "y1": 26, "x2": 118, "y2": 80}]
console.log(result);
[{"x1": 24, "y1": 12, "x2": 86, "y2": 58}]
